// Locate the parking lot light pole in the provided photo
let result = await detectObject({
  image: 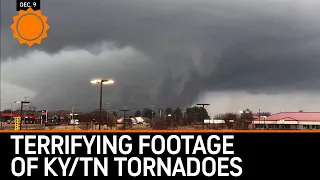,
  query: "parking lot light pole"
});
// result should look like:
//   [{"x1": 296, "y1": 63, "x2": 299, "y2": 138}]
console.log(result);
[
  {"x1": 196, "y1": 103, "x2": 210, "y2": 130},
  {"x1": 90, "y1": 79, "x2": 114, "y2": 130}
]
